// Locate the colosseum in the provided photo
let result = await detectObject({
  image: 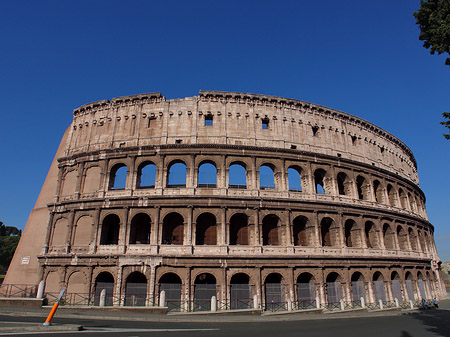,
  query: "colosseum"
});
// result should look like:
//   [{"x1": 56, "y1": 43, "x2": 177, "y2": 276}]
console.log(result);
[{"x1": 4, "y1": 90, "x2": 446, "y2": 312}]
